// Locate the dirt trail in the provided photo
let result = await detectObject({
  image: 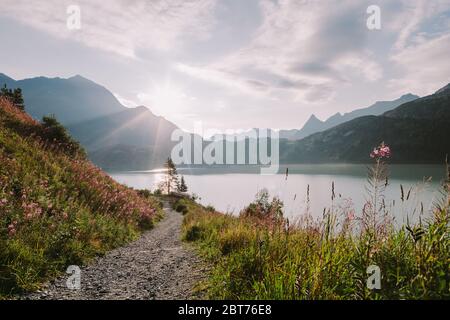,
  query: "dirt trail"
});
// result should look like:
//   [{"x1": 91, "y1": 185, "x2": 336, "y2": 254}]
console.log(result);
[{"x1": 26, "y1": 203, "x2": 207, "y2": 300}]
